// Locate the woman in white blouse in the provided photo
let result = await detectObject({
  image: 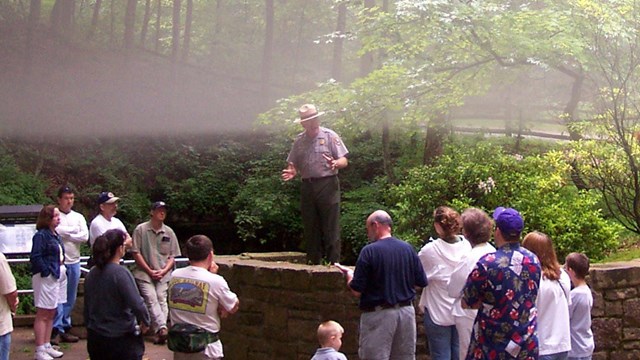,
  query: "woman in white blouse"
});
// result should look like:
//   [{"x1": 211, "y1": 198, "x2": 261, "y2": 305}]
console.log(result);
[
  {"x1": 523, "y1": 231, "x2": 572, "y2": 360},
  {"x1": 419, "y1": 206, "x2": 471, "y2": 360}
]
